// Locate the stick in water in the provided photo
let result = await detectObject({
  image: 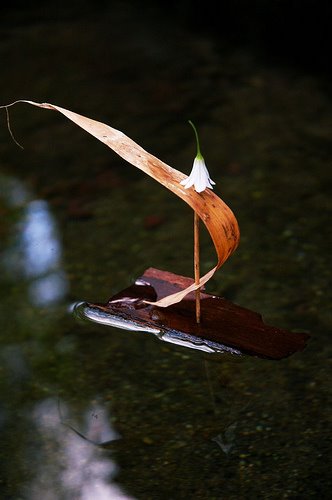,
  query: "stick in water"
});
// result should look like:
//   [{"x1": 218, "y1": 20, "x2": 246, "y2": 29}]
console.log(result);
[
  {"x1": 194, "y1": 210, "x2": 201, "y2": 323},
  {"x1": 181, "y1": 120, "x2": 216, "y2": 323}
]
